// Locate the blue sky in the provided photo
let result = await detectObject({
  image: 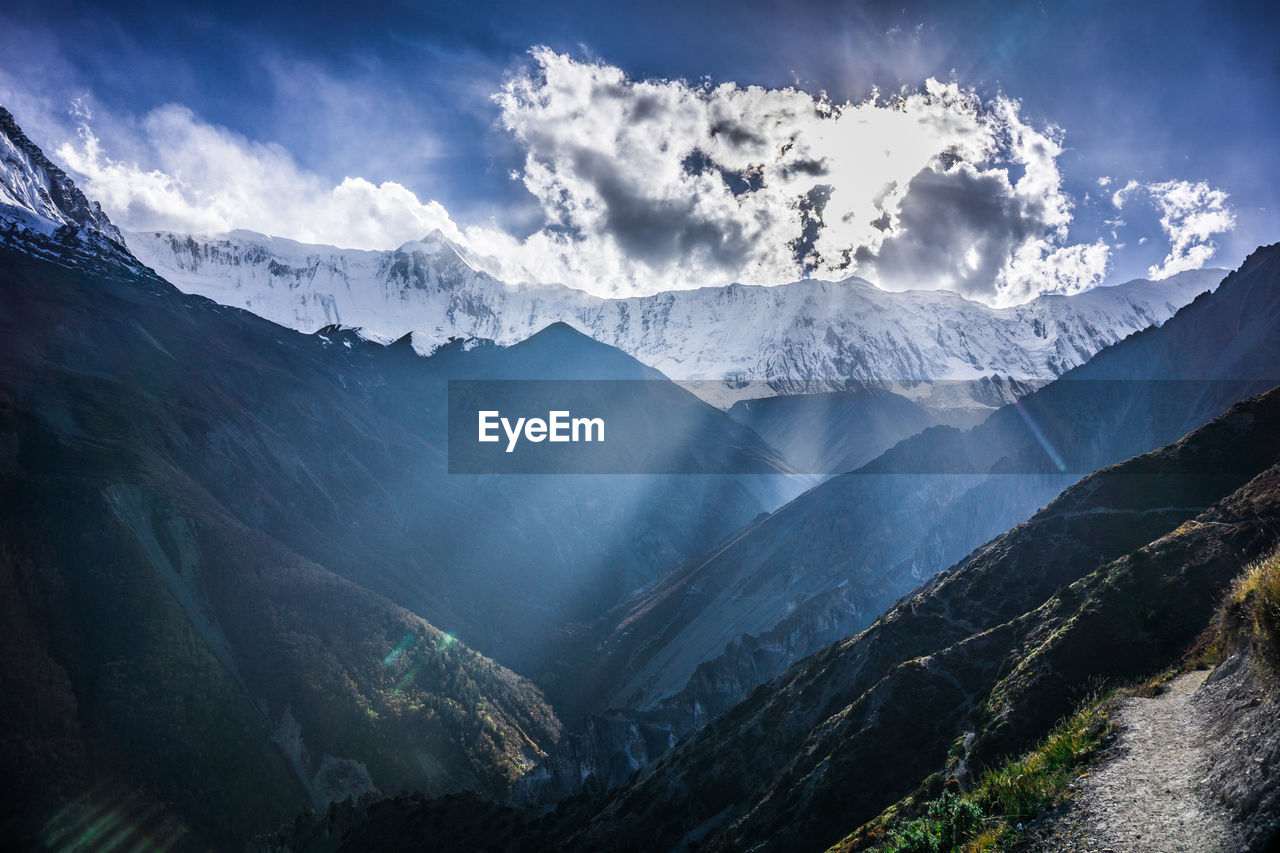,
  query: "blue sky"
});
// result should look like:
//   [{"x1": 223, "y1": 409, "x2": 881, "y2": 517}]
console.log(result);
[{"x1": 1, "y1": 0, "x2": 1276, "y2": 302}]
